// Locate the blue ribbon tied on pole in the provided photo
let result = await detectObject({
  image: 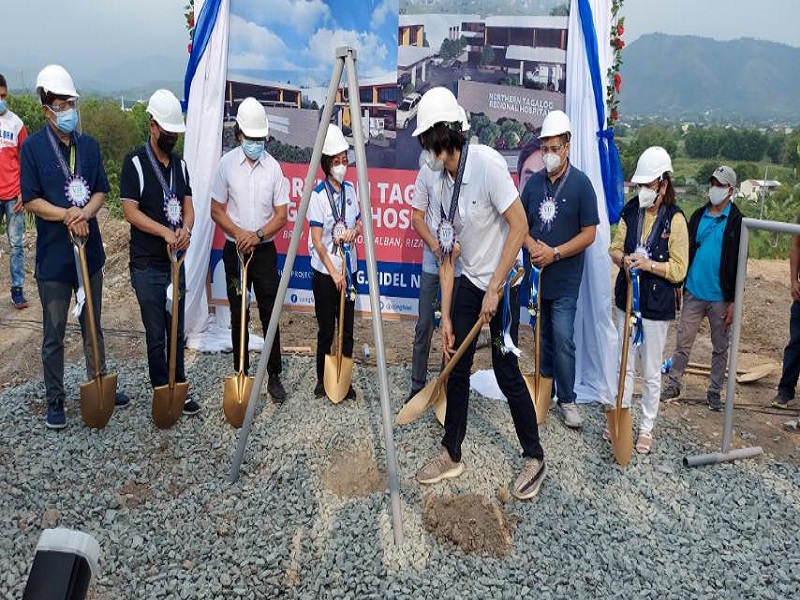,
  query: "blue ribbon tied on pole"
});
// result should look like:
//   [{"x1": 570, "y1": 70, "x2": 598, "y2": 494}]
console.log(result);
[
  {"x1": 576, "y1": 0, "x2": 625, "y2": 224},
  {"x1": 500, "y1": 266, "x2": 522, "y2": 357},
  {"x1": 527, "y1": 265, "x2": 541, "y2": 331},
  {"x1": 342, "y1": 243, "x2": 357, "y2": 302},
  {"x1": 630, "y1": 269, "x2": 644, "y2": 346}
]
